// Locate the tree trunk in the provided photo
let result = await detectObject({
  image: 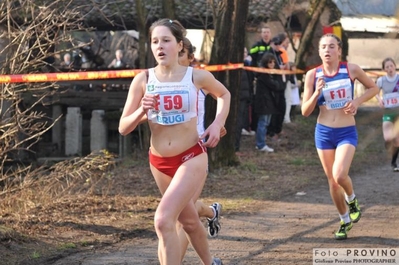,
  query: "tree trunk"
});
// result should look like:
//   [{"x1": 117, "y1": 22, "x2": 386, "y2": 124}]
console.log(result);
[
  {"x1": 134, "y1": 0, "x2": 151, "y2": 151},
  {"x1": 135, "y1": 0, "x2": 147, "y2": 70},
  {"x1": 161, "y1": 0, "x2": 176, "y2": 19},
  {"x1": 295, "y1": 0, "x2": 328, "y2": 70},
  {"x1": 223, "y1": 0, "x2": 249, "y2": 166},
  {"x1": 206, "y1": 0, "x2": 249, "y2": 169}
]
